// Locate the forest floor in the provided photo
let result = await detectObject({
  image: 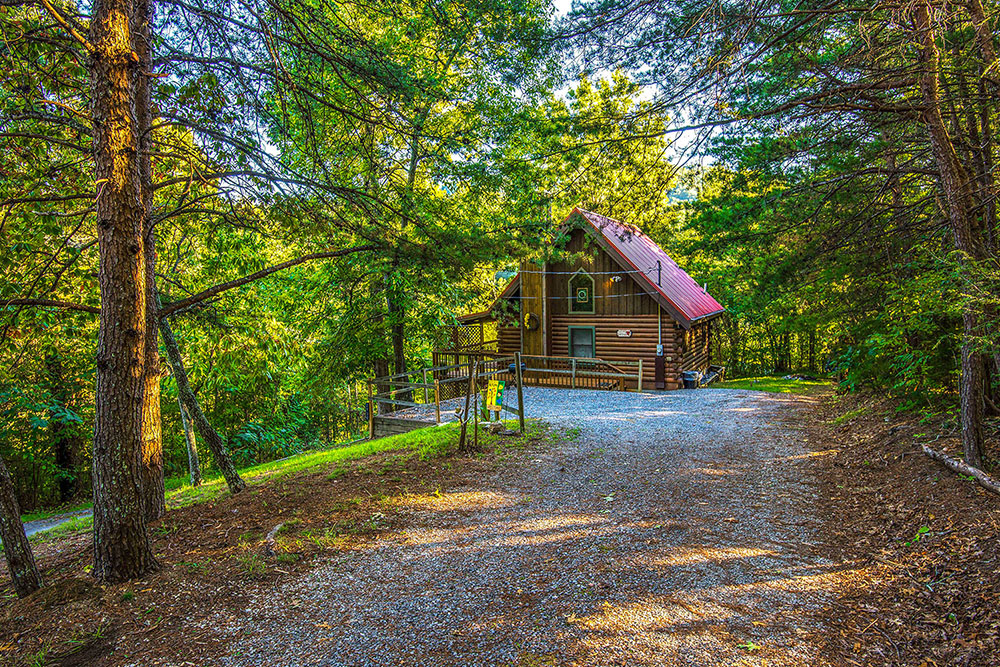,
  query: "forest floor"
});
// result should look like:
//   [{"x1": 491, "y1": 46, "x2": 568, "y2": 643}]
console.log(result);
[{"x1": 1, "y1": 385, "x2": 998, "y2": 666}]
